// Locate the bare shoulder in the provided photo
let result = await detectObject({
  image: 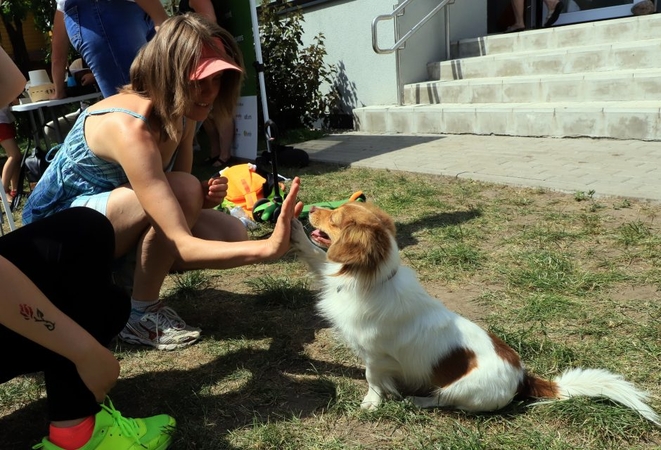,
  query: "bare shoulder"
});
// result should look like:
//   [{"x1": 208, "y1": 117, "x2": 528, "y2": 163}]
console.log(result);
[
  {"x1": 87, "y1": 93, "x2": 152, "y2": 125},
  {"x1": 85, "y1": 94, "x2": 156, "y2": 161}
]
